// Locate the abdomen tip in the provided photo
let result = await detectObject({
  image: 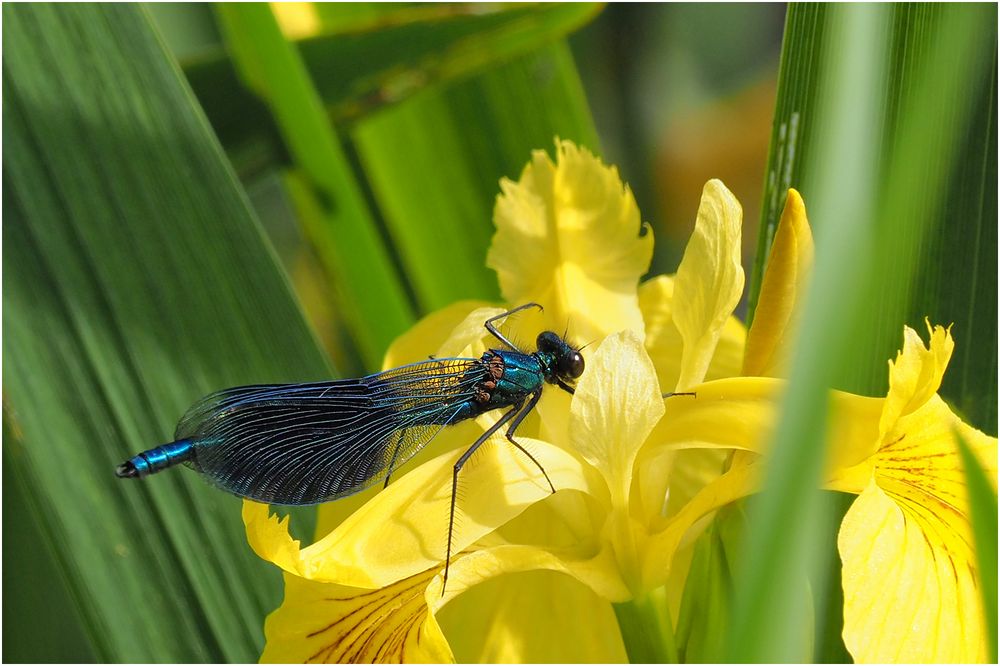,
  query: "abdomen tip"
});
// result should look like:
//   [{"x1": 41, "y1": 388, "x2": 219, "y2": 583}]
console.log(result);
[{"x1": 115, "y1": 461, "x2": 138, "y2": 478}]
